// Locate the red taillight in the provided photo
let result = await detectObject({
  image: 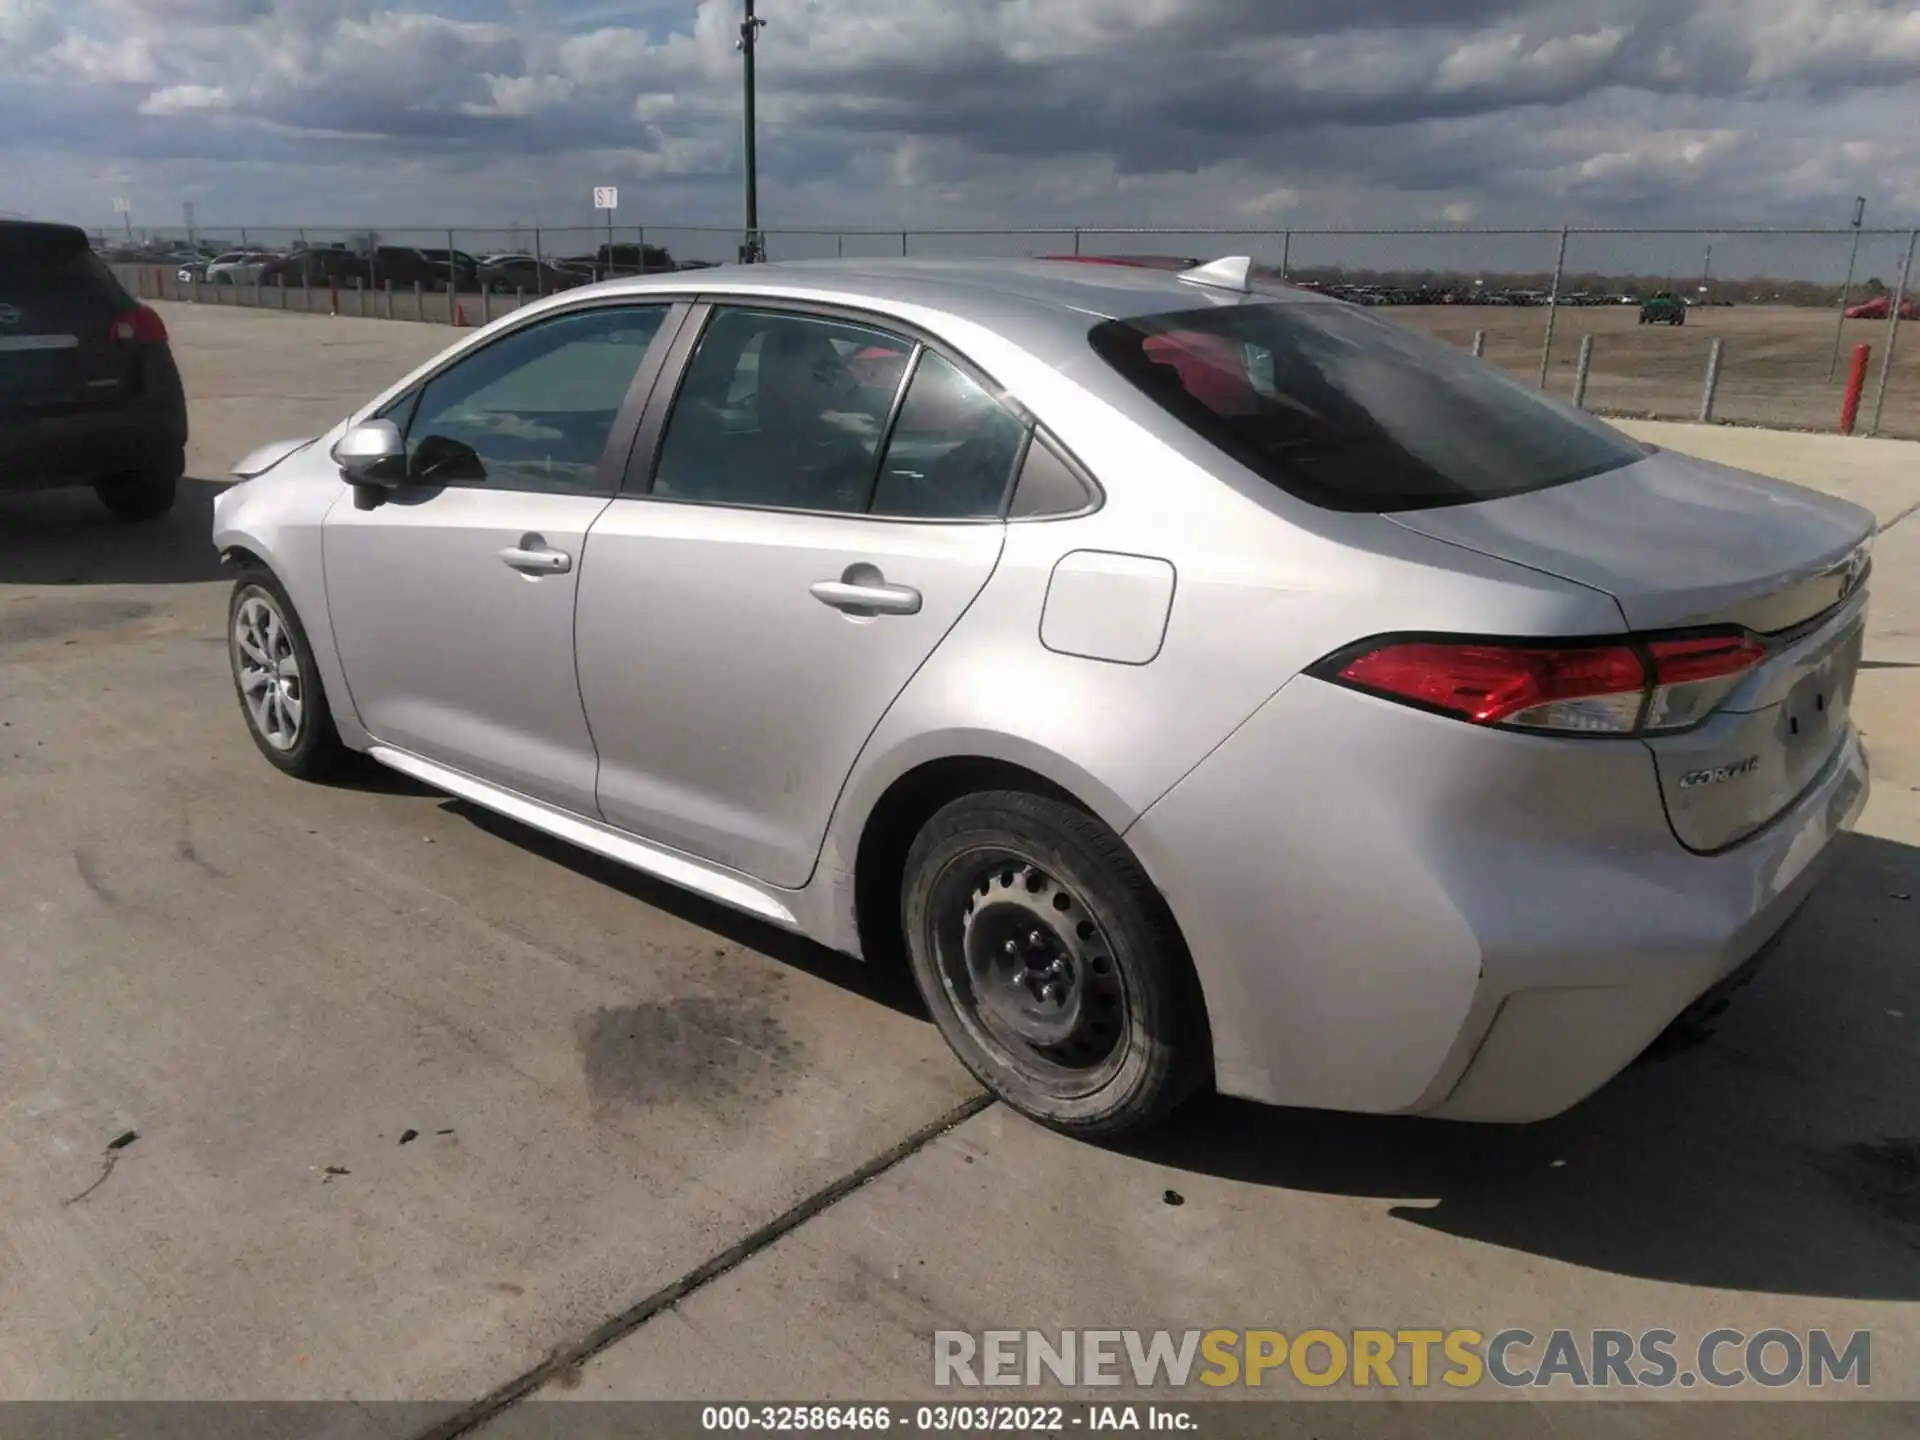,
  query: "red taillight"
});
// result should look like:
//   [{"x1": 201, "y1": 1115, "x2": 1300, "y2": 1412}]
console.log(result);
[
  {"x1": 1645, "y1": 634, "x2": 1767, "y2": 685},
  {"x1": 1323, "y1": 630, "x2": 1768, "y2": 736},
  {"x1": 1642, "y1": 633, "x2": 1768, "y2": 731},
  {"x1": 109, "y1": 305, "x2": 168, "y2": 344}
]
